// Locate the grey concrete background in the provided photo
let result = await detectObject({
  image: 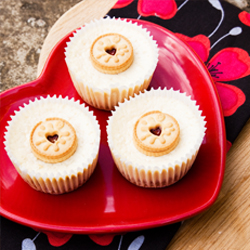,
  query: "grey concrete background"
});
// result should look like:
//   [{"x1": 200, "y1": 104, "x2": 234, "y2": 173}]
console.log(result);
[
  {"x1": 1, "y1": 0, "x2": 250, "y2": 93},
  {"x1": 0, "y1": 0, "x2": 81, "y2": 92}
]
